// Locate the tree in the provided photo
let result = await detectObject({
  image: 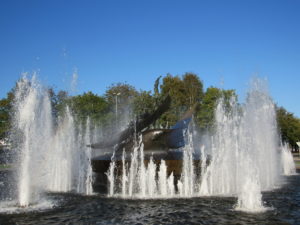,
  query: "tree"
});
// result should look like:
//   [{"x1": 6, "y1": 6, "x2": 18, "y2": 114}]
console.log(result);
[
  {"x1": 196, "y1": 87, "x2": 236, "y2": 132},
  {"x1": 157, "y1": 73, "x2": 205, "y2": 127},
  {"x1": 159, "y1": 74, "x2": 185, "y2": 127},
  {"x1": 105, "y1": 83, "x2": 138, "y2": 127},
  {"x1": 133, "y1": 90, "x2": 156, "y2": 117},
  {"x1": 196, "y1": 87, "x2": 221, "y2": 131},
  {"x1": 0, "y1": 89, "x2": 15, "y2": 140},
  {"x1": 47, "y1": 88, "x2": 69, "y2": 118},
  {"x1": 182, "y1": 72, "x2": 204, "y2": 108},
  {"x1": 0, "y1": 98, "x2": 10, "y2": 139},
  {"x1": 276, "y1": 106, "x2": 300, "y2": 150},
  {"x1": 69, "y1": 92, "x2": 110, "y2": 125},
  {"x1": 55, "y1": 90, "x2": 69, "y2": 115}
]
